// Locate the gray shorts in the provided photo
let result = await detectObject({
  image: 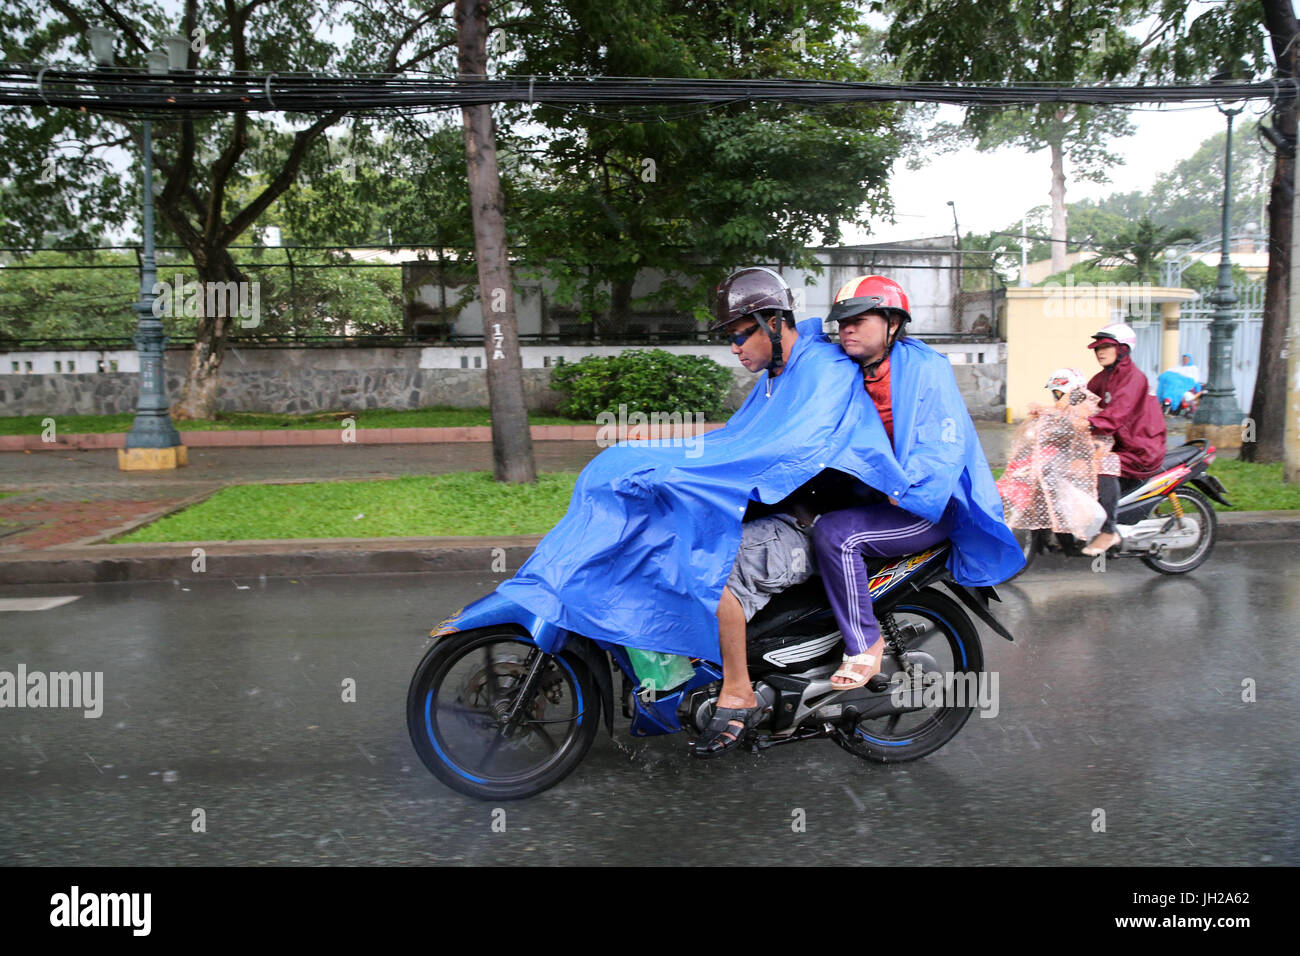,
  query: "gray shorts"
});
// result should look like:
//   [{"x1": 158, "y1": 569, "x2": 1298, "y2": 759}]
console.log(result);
[{"x1": 726, "y1": 514, "x2": 817, "y2": 621}]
